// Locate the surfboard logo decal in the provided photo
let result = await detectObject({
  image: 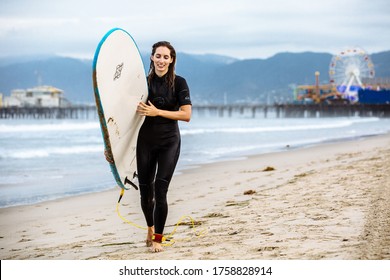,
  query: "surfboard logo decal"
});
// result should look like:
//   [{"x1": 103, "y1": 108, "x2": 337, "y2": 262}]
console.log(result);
[{"x1": 113, "y1": 62, "x2": 124, "y2": 81}]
